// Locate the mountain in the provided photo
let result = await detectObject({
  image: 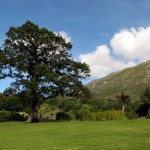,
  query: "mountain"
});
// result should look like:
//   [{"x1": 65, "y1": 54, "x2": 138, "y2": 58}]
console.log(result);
[{"x1": 87, "y1": 60, "x2": 150, "y2": 101}]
